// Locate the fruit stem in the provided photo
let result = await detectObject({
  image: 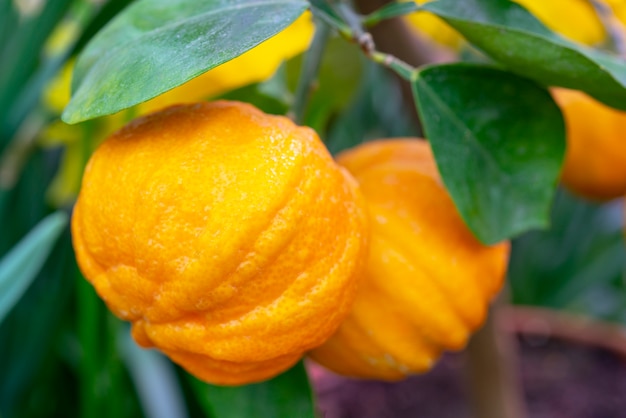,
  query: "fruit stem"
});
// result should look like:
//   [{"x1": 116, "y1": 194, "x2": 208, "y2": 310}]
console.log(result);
[
  {"x1": 465, "y1": 302, "x2": 528, "y2": 418},
  {"x1": 333, "y1": 1, "x2": 419, "y2": 82},
  {"x1": 370, "y1": 51, "x2": 417, "y2": 81},
  {"x1": 313, "y1": 1, "x2": 436, "y2": 83},
  {"x1": 290, "y1": 15, "x2": 331, "y2": 125}
]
